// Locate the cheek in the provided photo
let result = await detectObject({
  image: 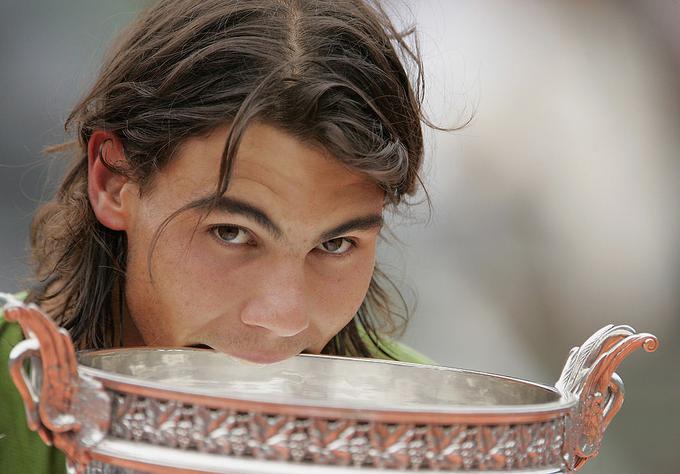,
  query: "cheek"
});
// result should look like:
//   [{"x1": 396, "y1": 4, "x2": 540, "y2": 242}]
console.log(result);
[
  {"x1": 312, "y1": 252, "x2": 377, "y2": 332},
  {"x1": 154, "y1": 230, "x2": 247, "y2": 315},
  {"x1": 125, "y1": 218, "x2": 246, "y2": 342},
  {"x1": 181, "y1": 241, "x2": 249, "y2": 299}
]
